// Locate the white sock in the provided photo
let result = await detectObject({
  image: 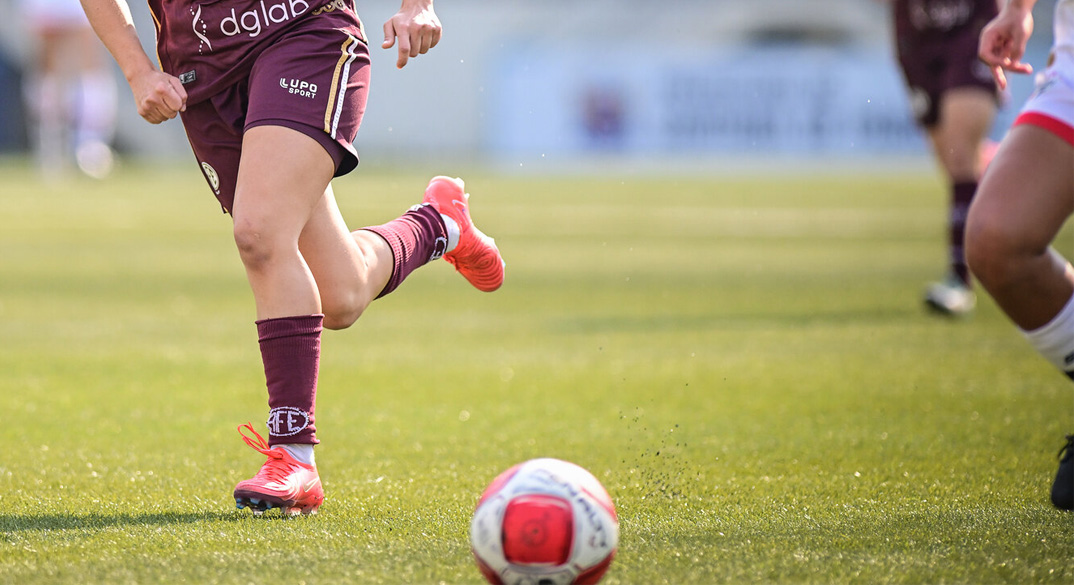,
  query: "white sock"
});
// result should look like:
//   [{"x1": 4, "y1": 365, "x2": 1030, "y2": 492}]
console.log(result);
[
  {"x1": 1021, "y1": 291, "x2": 1074, "y2": 379},
  {"x1": 441, "y1": 214, "x2": 460, "y2": 253},
  {"x1": 278, "y1": 444, "x2": 315, "y2": 466}
]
